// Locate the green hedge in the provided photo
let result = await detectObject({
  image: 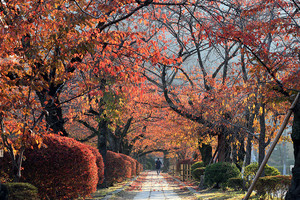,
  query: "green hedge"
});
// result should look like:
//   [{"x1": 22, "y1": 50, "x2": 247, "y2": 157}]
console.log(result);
[
  {"x1": 191, "y1": 161, "x2": 205, "y2": 171},
  {"x1": 227, "y1": 177, "x2": 249, "y2": 190},
  {"x1": 204, "y1": 162, "x2": 241, "y2": 188},
  {"x1": 4, "y1": 182, "x2": 39, "y2": 200},
  {"x1": 254, "y1": 175, "x2": 291, "y2": 199},
  {"x1": 244, "y1": 163, "x2": 280, "y2": 180},
  {"x1": 192, "y1": 167, "x2": 205, "y2": 181}
]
